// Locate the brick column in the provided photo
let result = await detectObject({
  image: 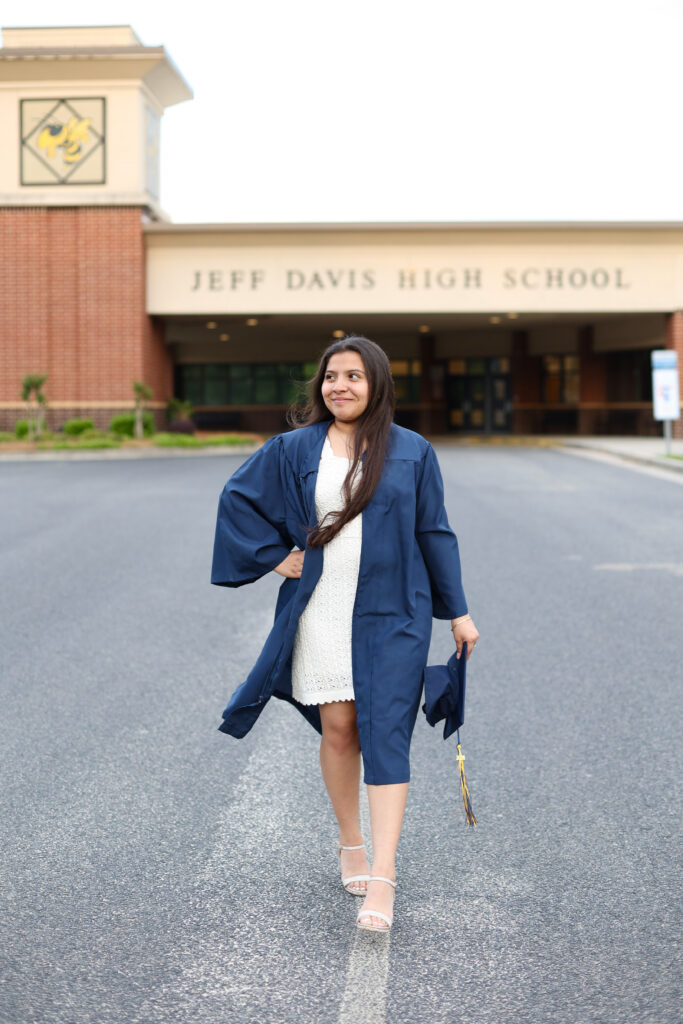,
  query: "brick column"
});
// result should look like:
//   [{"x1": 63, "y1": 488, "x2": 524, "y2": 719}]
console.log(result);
[
  {"x1": 511, "y1": 330, "x2": 541, "y2": 433},
  {"x1": 665, "y1": 311, "x2": 683, "y2": 439},
  {"x1": 417, "y1": 332, "x2": 443, "y2": 435},
  {"x1": 0, "y1": 206, "x2": 173, "y2": 432},
  {"x1": 578, "y1": 324, "x2": 607, "y2": 435}
]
